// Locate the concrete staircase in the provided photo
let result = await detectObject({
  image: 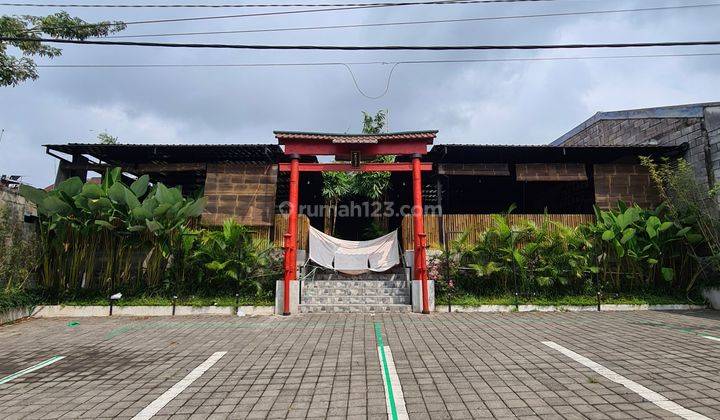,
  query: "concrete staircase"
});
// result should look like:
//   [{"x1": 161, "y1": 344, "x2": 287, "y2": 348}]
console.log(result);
[{"x1": 299, "y1": 266, "x2": 411, "y2": 313}]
